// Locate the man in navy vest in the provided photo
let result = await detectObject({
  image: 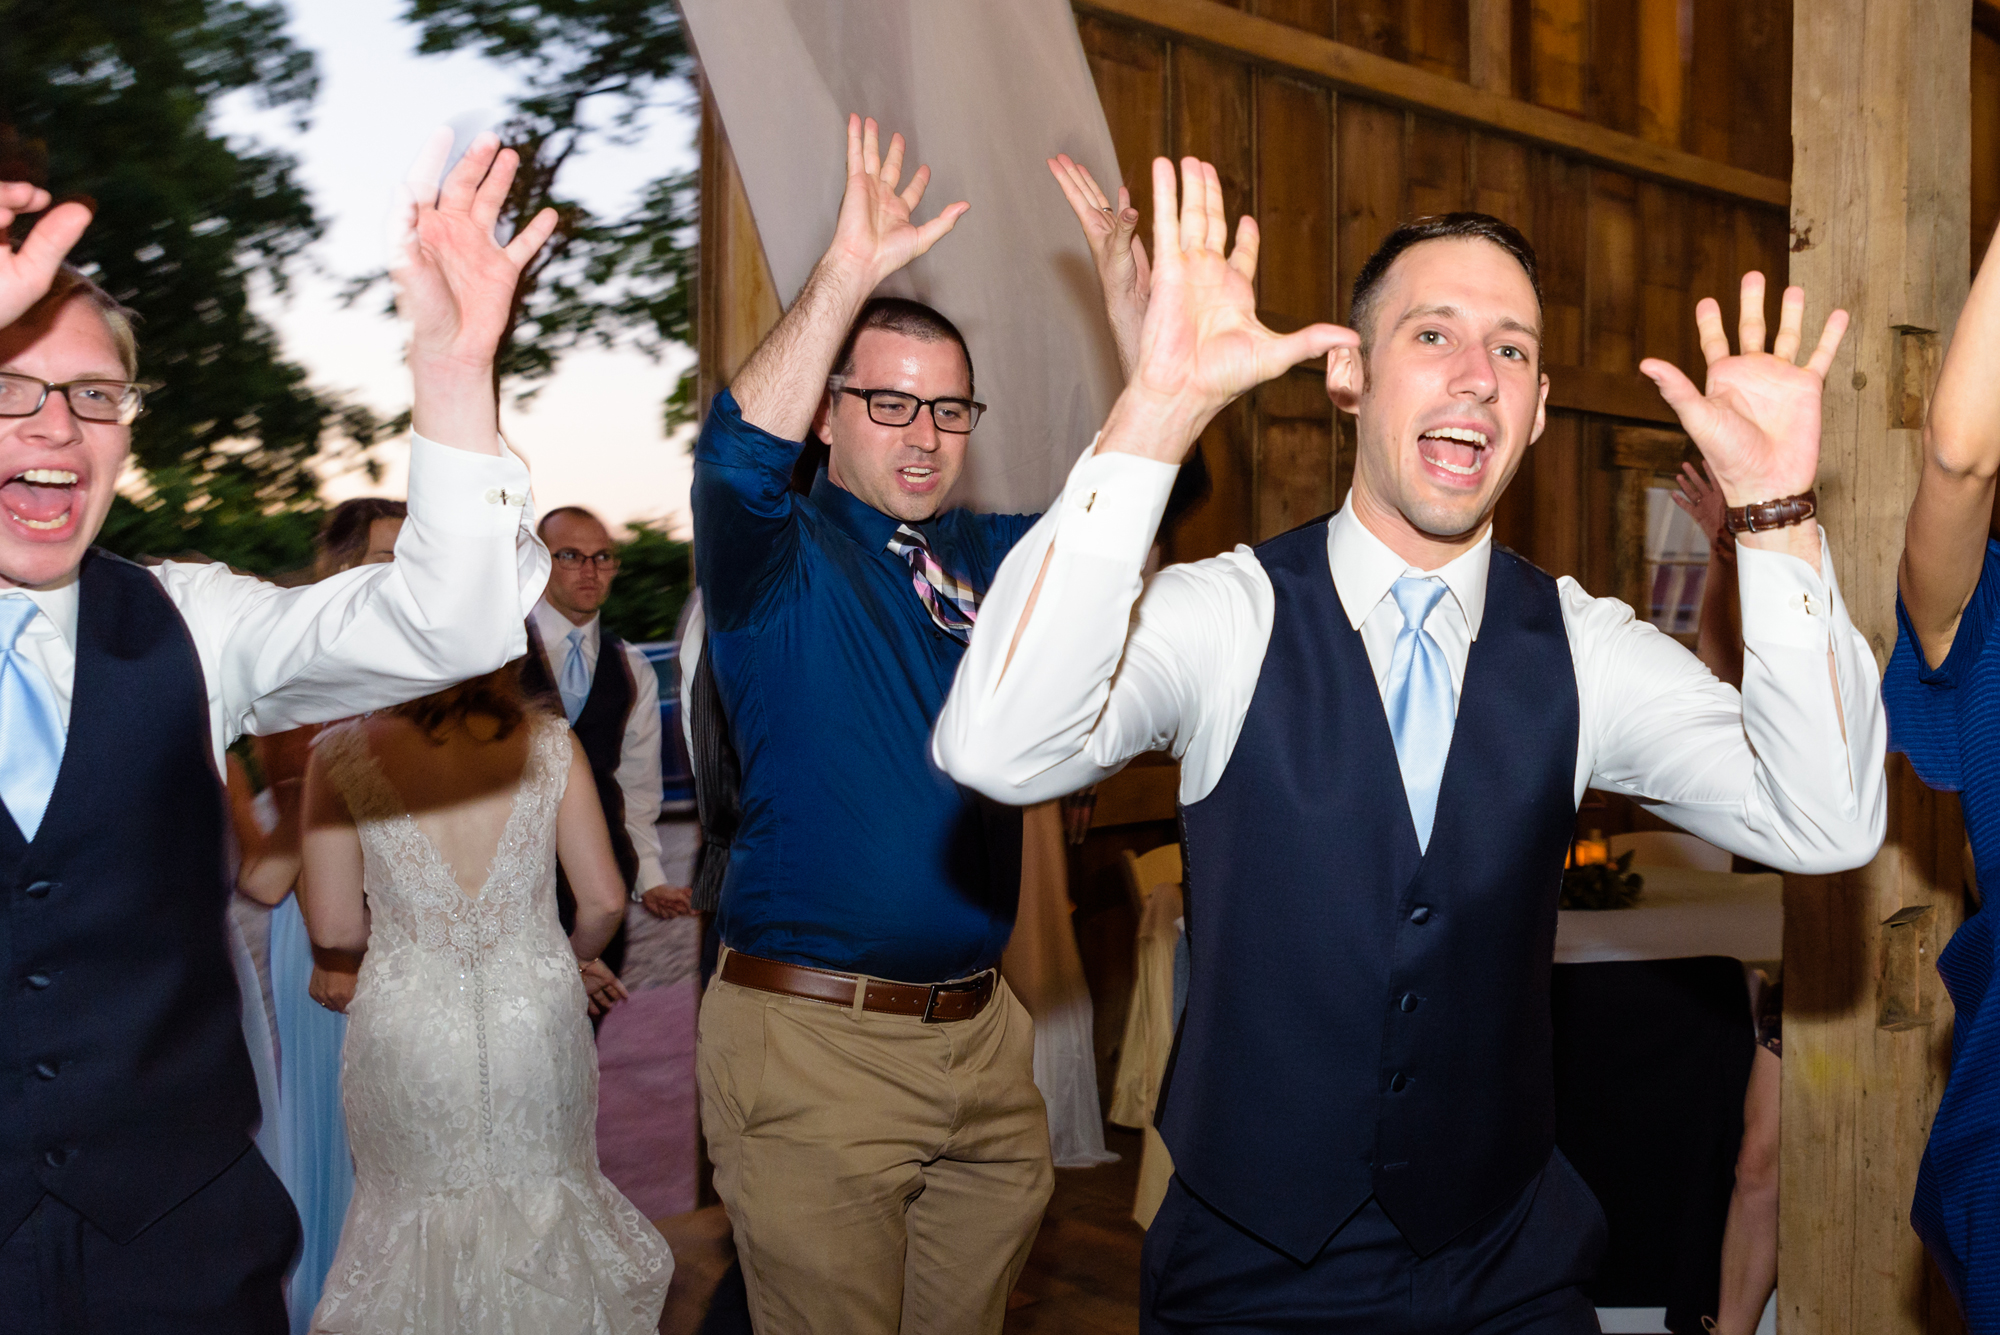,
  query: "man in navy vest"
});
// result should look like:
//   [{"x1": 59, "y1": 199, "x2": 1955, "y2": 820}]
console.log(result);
[
  {"x1": 0, "y1": 136, "x2": 557, "y2": 1332},
  {"x1": 519, "y1": 504, "x2": 673, "y2": 991},
  {"x1": 938, "y1": 156, "x2": 1885, "y2": 1331}
]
